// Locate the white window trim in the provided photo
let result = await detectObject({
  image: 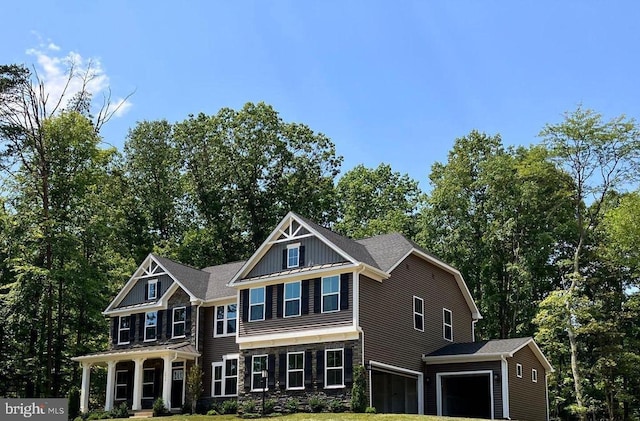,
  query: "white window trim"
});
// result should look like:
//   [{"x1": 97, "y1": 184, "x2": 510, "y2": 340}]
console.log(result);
[
  {"x1": 249, "y1": 287, "x2": 265, "y2": 322},
  {"x1": 284, "y1": 281, "x2": 302, "y2": 318},
  {"x1": 287, "y1": 243, "x2": 300, "y2": 268},
  {"x1": 144, "y1": 311, "x2": 158, "y2": 342},
  {"x1": 532, "y1": 368, "x2": 538, "y2": 383},
  {"x1": 214, "y1": 303, "x2": 237, "y2": 337},
  {"x1": 147, "y1": 279, "x2": 158, "y2": 300},
  {"x1": 516, "y1": 363, "x2": 523, "y2": 378},
  {"x1": 211, "y1": 355, "x2": 239, "y2": 397},
  {"x1": 142, "y1": 368, "x2": 155, "y2": 399},
  {"x1": 115, "y1": 370, "x2": 128, "y2": 401},
  {"x1": 172, "y1": 306, "x2": 186, "y2": 339},
  {"x1": 118, "y1": 315, "x2": 130, "y2": 345},
  {"x1": 413, "y1": 296, "x2": 424, "y2": 332},
  {"x1": 286, "y1": 351, "x2": 305, "y2": 390},
  {"x1": 443, "y1": 308, "x2": 453, "y2": 342},
  {"x1": 321, "y1": 275, "x2": 340, "y2": 314},
  {"x1": 251, "y1": 354, "x2": 269, "y2": 392},
  {"x1": 325, "y1": 348, "x2": 344, "y2": 389}
]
